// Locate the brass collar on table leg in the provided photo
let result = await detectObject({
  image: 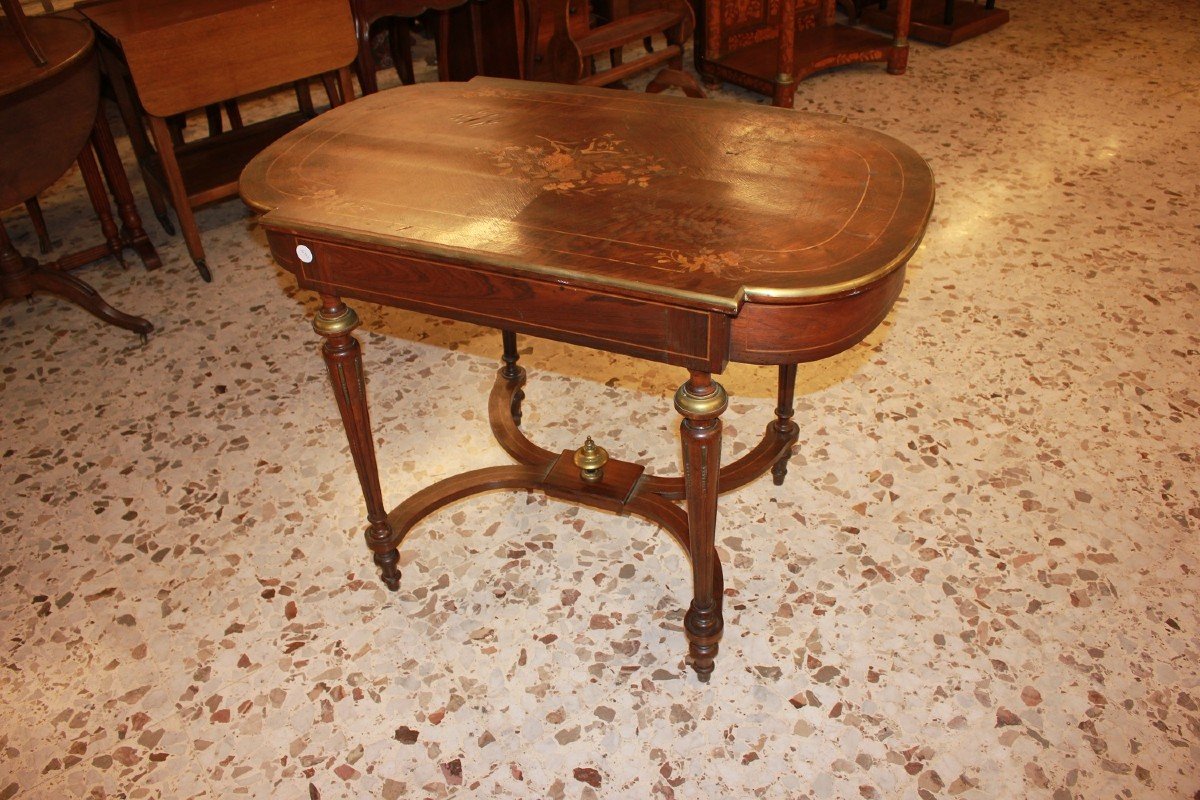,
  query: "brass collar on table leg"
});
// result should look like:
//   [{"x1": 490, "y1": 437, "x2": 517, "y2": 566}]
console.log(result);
[
  {"x1": 674, "y1": 382, "x2": 728, "y2": 420},
  {"x1": 313, "y1": 306, "x2": 360, "y2": 337}
]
